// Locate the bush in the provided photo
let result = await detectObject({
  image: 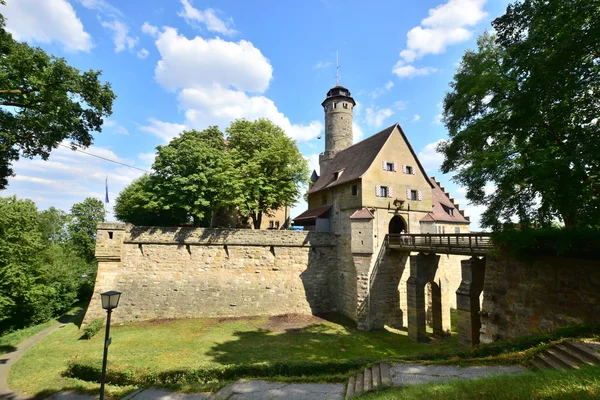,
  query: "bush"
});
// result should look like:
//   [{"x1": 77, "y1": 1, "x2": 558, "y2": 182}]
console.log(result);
[
  {"x1": 81, "y1": 318, "x2": 104, "y2": 340},
  {"x1": 64, "y1": 359, "x2": 372, "y2": 385}
]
